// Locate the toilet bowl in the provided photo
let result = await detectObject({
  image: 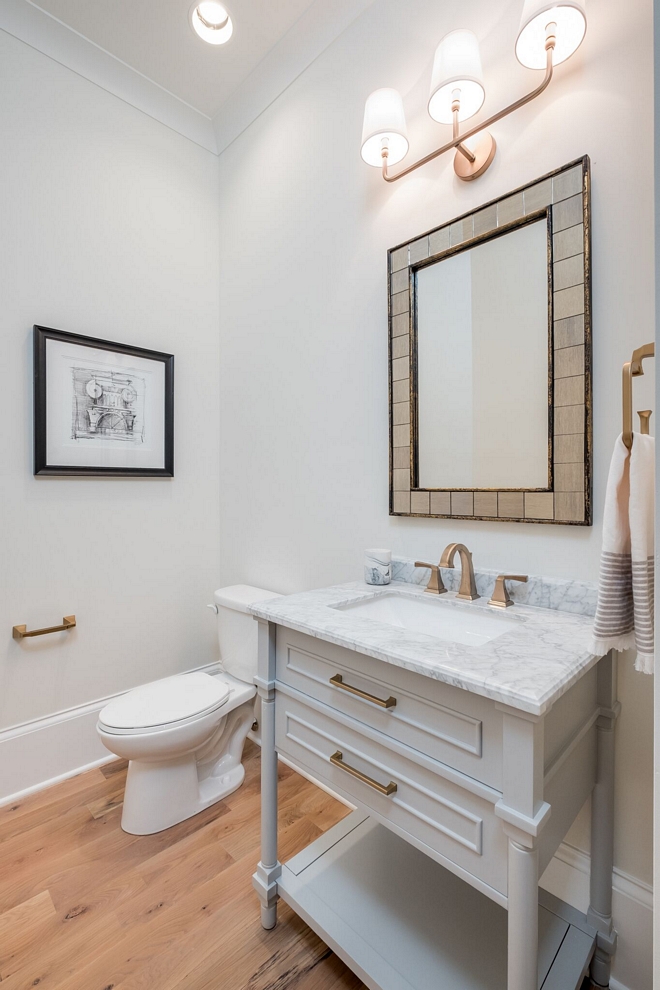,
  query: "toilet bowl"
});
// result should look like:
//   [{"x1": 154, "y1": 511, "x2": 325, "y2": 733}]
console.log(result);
[{"x1": 97, "y1": 584, "x2": 281, "y2": 835}]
